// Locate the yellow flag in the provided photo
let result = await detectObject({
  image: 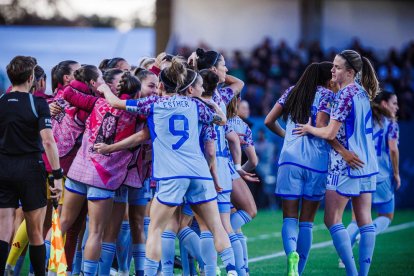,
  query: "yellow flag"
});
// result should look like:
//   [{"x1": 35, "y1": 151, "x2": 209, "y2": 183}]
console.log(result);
[{"x1": 48, "y1": 208, "x2": 67, "y2": 275}]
